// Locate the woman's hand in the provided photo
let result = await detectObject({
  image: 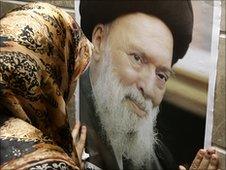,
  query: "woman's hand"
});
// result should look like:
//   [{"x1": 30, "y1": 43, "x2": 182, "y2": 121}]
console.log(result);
[
  {"x1": 71, "y1": 121, "x2": 87, "y2": 169},
  {"x1": 179, "y1": 147, "x2": 219, "y2": 170}
]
